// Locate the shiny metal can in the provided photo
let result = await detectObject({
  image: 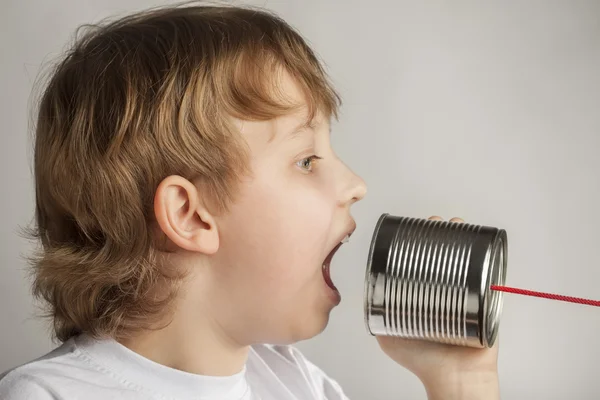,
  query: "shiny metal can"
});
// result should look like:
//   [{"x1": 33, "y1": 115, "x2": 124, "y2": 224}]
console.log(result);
[{"x1": 364, "y1": 214, "x2": 507, "y2": 348}]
